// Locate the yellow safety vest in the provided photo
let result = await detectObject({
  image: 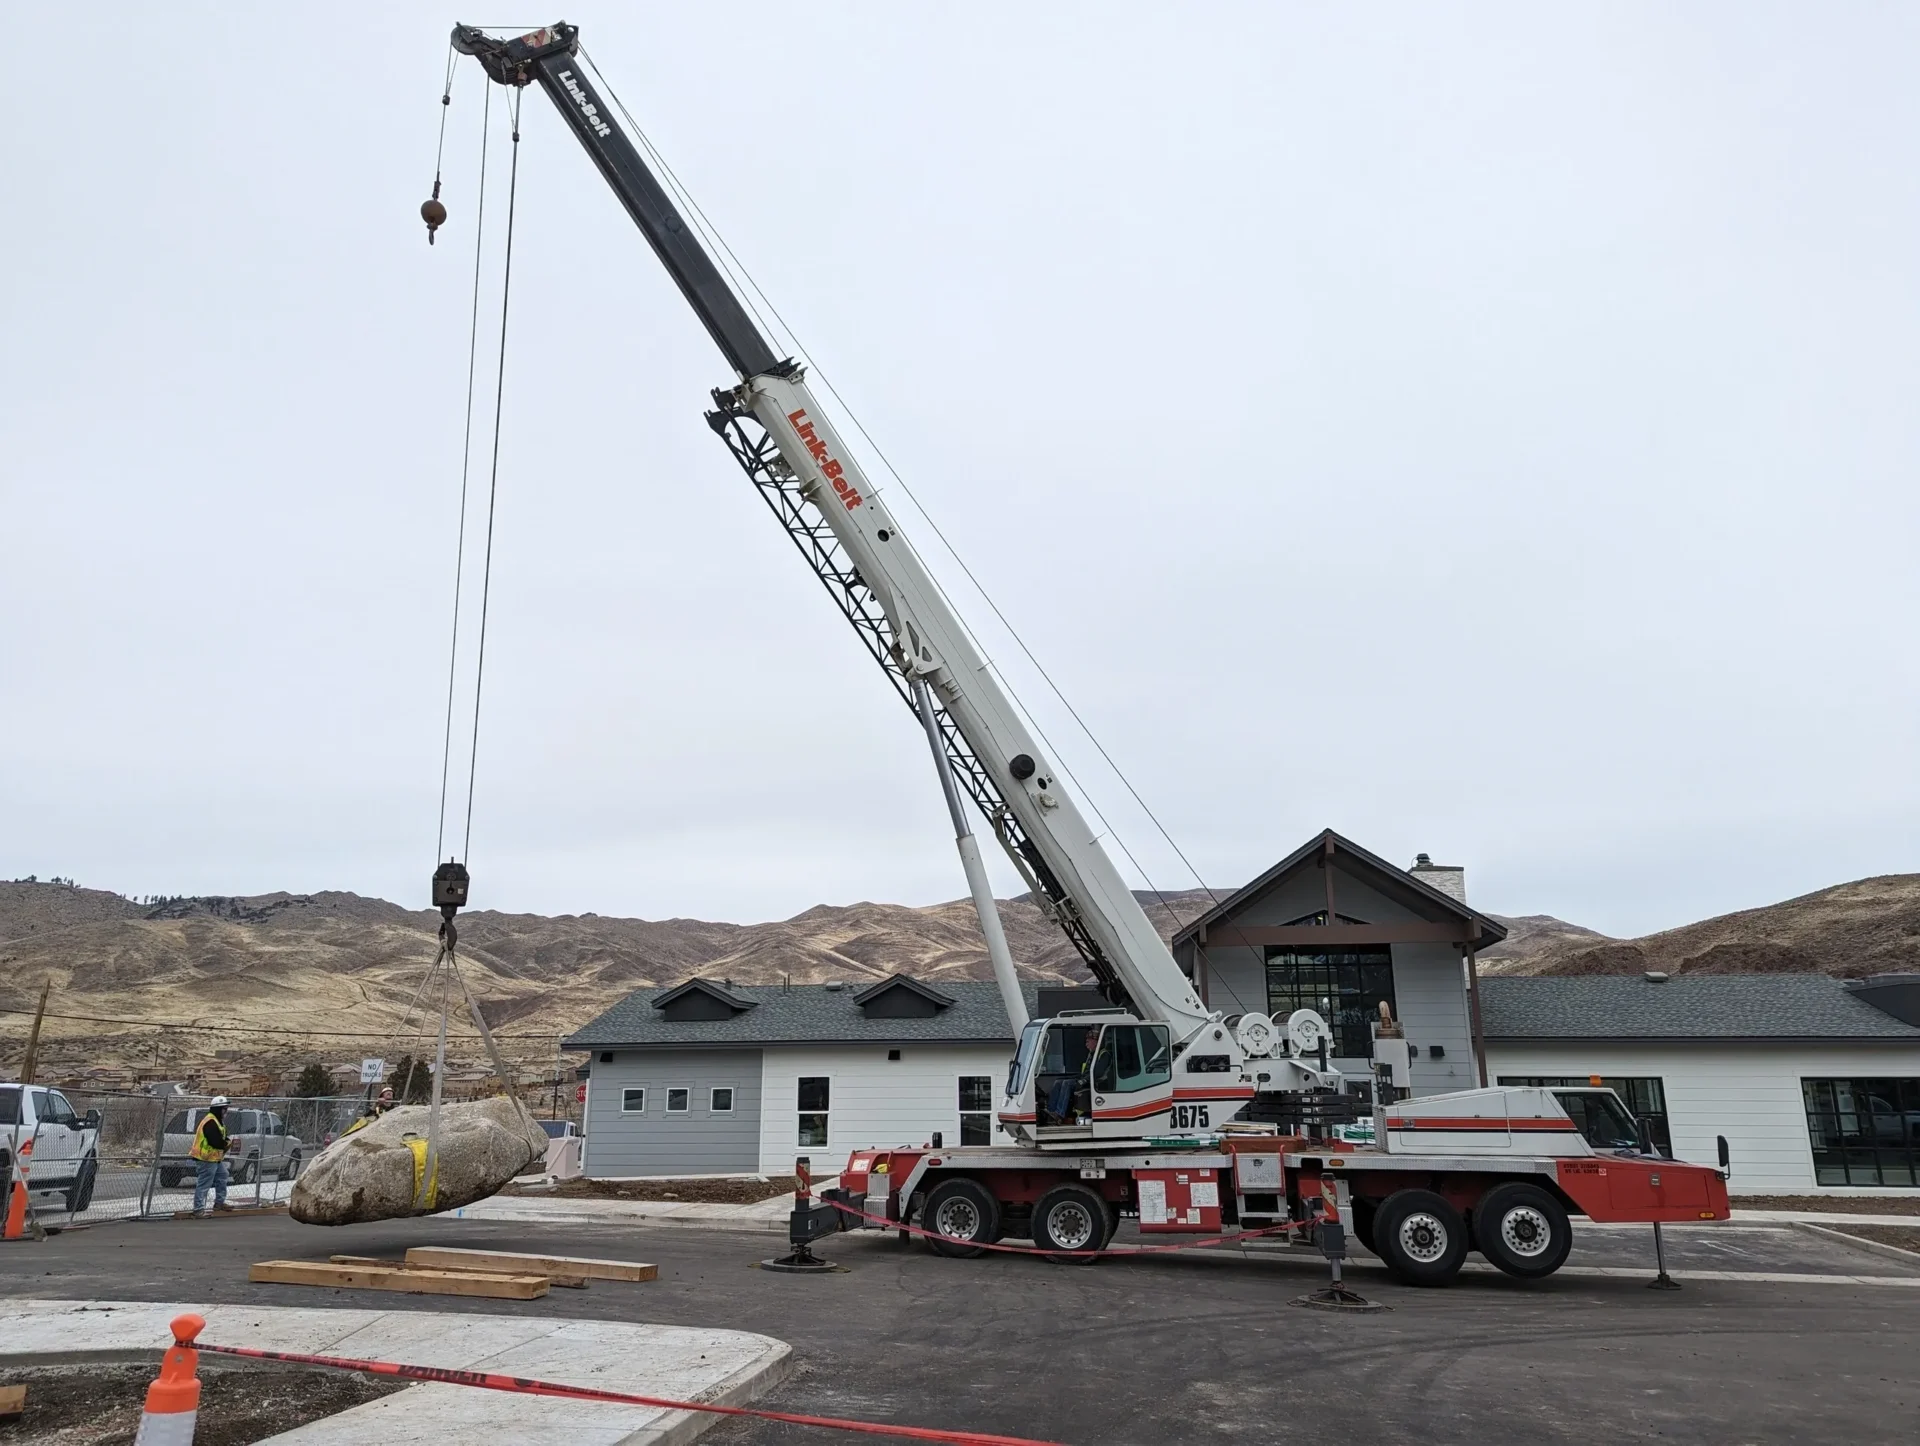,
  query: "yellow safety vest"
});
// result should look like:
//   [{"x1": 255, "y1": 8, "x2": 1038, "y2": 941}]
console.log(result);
[{"x1": 189, "y1": 1114, "x2": 227, "y2": 1163}]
